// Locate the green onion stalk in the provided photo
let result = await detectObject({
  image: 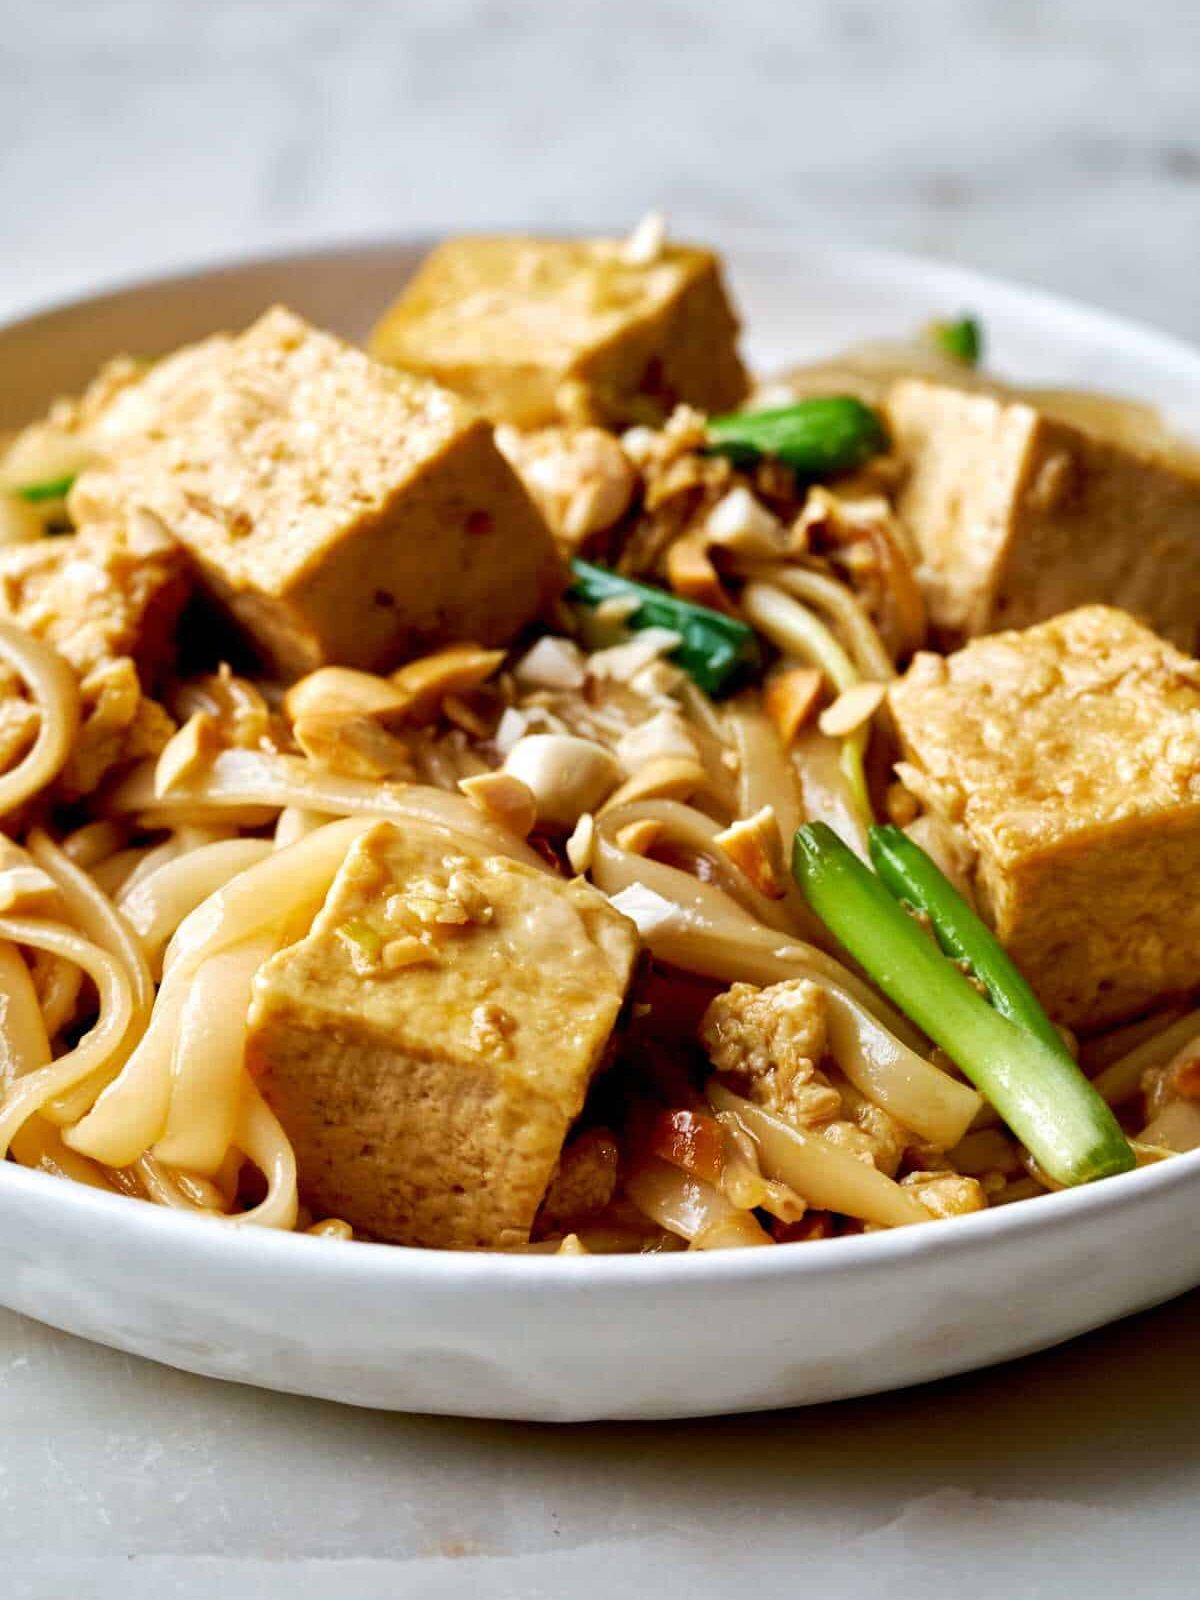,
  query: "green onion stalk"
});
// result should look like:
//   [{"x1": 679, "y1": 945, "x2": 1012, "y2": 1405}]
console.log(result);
[
  {"x1": 792, "y1": 821, "x2": 1135, "y2": 1187},
  {"x1": 567, "y1": 559, "x2": 761, "y2": 698}
]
